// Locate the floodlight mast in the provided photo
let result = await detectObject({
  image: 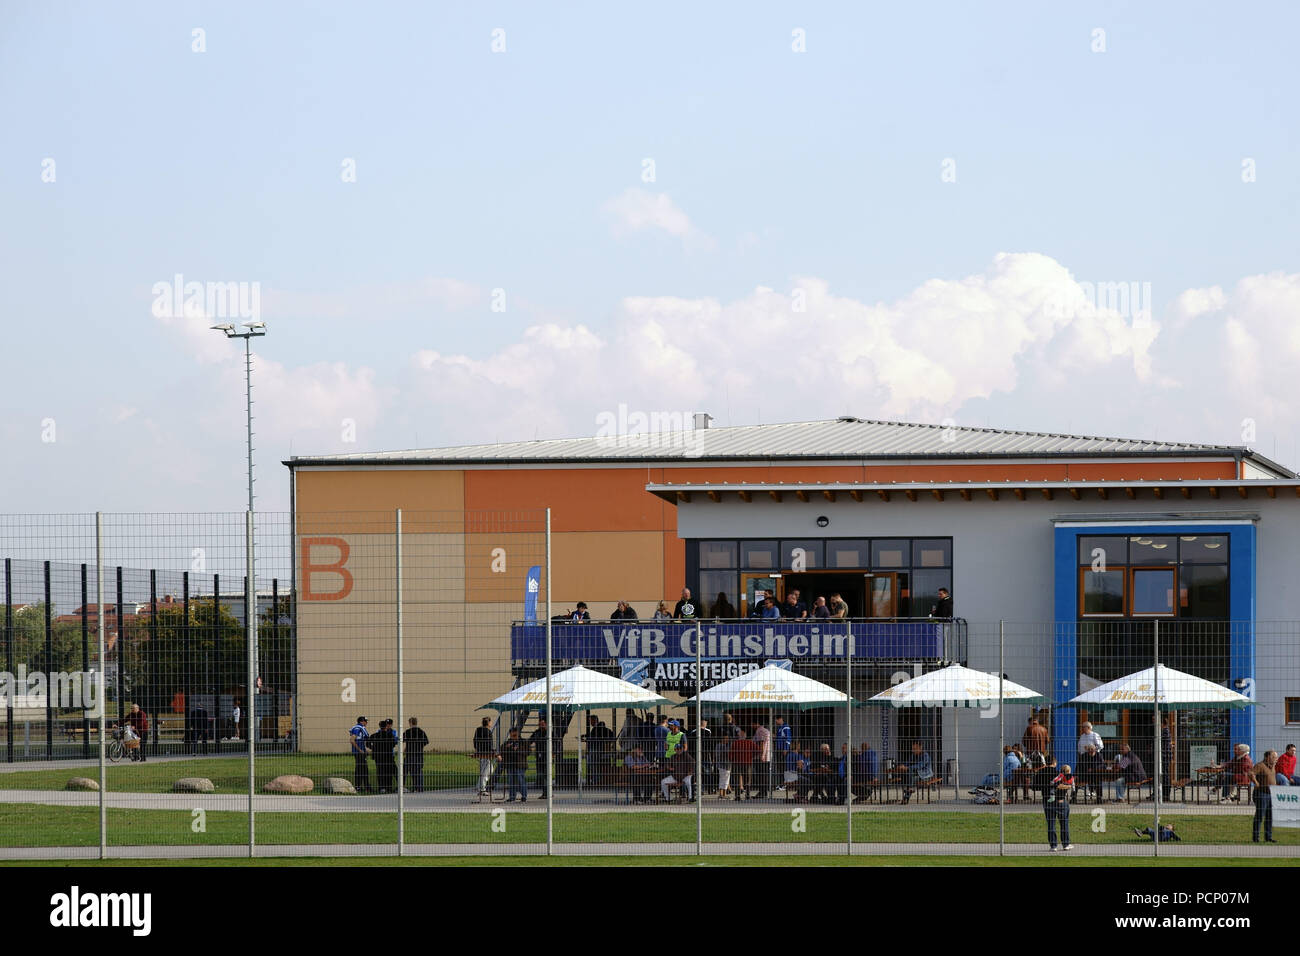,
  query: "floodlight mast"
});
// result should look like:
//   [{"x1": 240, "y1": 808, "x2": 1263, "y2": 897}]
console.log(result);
[{"x1": 209, "y1": 322, "x2": 267, "y2": 769}]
